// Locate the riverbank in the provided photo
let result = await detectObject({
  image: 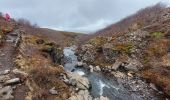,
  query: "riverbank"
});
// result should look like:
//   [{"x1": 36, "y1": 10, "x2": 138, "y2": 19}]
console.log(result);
[{"x1": 63, "y1": 46, "x2": 168, "y2": 100}]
